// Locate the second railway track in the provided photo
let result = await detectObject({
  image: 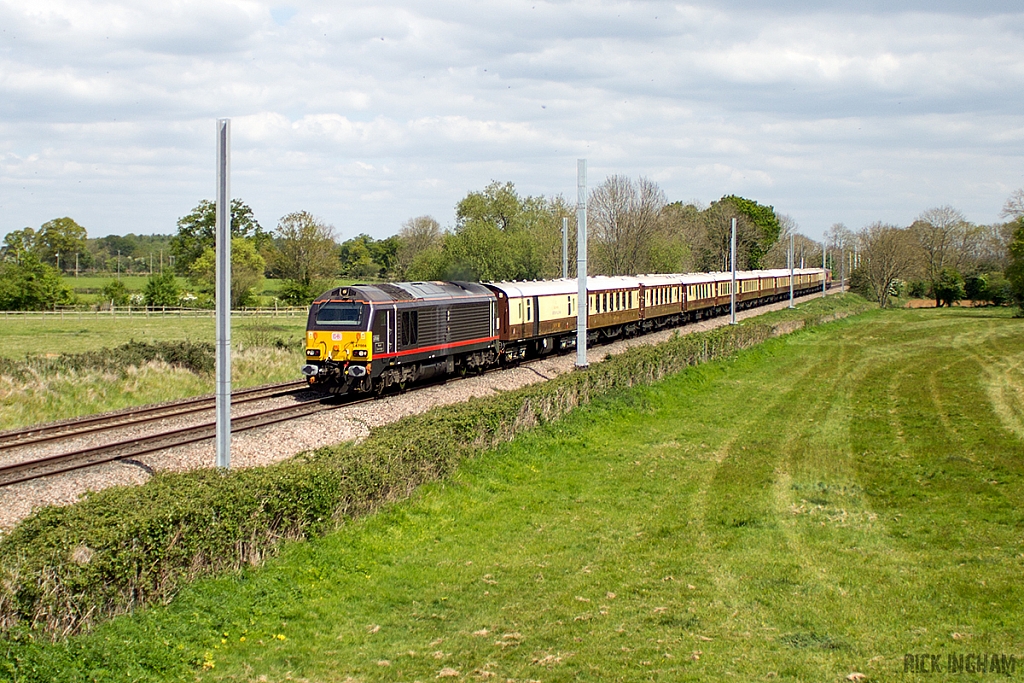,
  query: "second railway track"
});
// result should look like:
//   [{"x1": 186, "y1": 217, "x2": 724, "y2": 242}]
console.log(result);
[
  {"x1": 0, "y1": 380, "x2": 309, "y2": 451},
  {"x1": 0, "y1": 396, "x2": 360, "y2": 488}
]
